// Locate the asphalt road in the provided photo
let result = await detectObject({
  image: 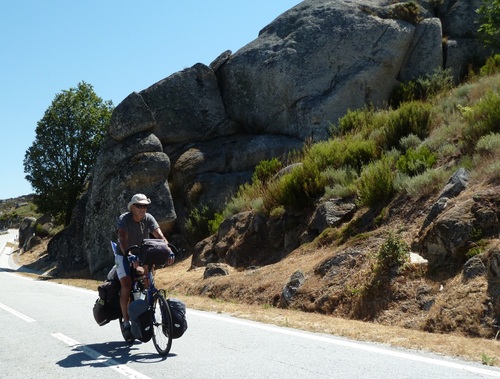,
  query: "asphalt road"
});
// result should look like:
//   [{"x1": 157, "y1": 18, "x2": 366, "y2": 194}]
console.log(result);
[{"x1": 1, "y1": 229, "x2": 500, "y2": 379}]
